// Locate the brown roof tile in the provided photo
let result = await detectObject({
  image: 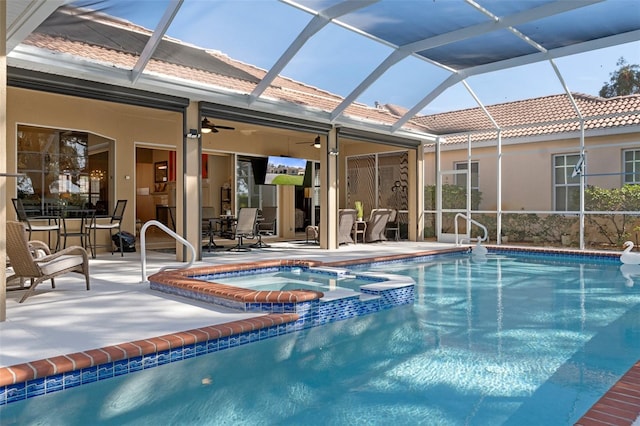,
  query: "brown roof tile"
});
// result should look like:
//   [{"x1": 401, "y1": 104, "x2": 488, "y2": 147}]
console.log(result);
[
  {"x1": 418, "y1": 93, "x2": 640, "y2": 144},
  {"x1": 24, "y1": 10, "x2": 428, "y2": 133},
  {"x1": 22, "y1": 7, "x2": 640, "y2": 141}
]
